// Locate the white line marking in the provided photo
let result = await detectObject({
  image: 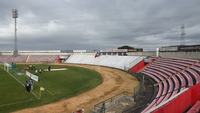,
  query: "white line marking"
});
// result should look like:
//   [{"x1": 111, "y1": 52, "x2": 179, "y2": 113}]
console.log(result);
[
  {"x1": 46, "y1": 89, "x2": 54, "y2": 95},
  {"x1": 6, "y1": 70, "x2": 39, "y2": 99}
]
